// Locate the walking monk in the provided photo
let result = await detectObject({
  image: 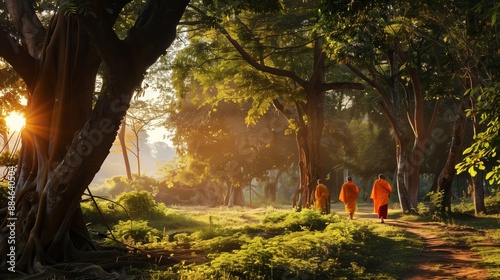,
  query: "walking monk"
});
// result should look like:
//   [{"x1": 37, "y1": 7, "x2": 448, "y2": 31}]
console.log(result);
[
  {"x1": 370, "y1": 174, "x2": 392, "y2": 223},
  {"x1": 315, "y1": 179, "x2": 329, "y2": 214},
  {"x1": 339, "y1": 177, "x2": 359, "y2": 219}
]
